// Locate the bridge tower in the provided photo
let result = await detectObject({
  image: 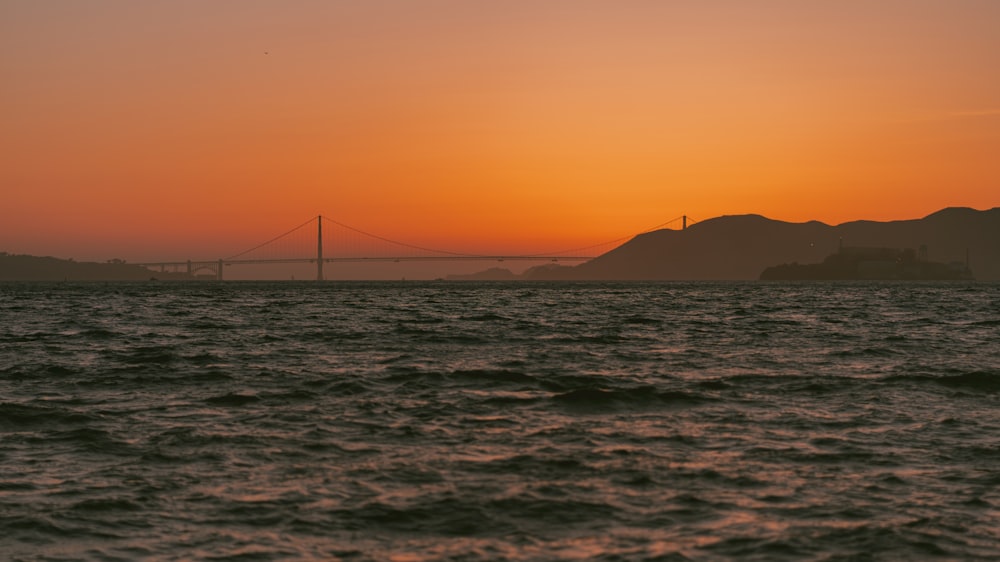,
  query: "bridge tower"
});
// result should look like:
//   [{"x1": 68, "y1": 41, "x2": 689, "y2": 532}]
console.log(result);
[
  {"x1": 683, "y1": 215, "x2": 687, "y2": 230},
  {"x1": 317, "y1": 215, "x2": 324, "y2": 281}
]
